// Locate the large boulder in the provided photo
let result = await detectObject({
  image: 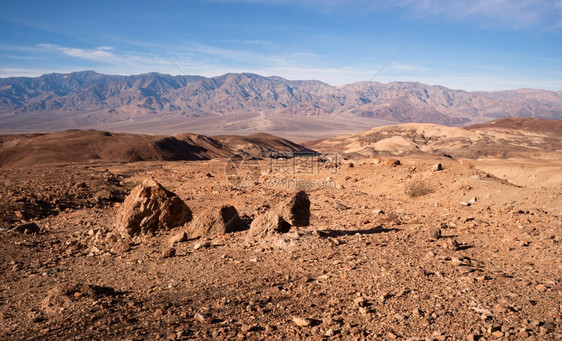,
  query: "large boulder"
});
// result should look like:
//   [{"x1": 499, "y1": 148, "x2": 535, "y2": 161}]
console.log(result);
[
  {"x1": 247, "y1": 191, "x2": 310, "y2": 239},
  {"x1": 187, "y1": 205, "x2": 247, "y2": 238},
  {"x1": 276, "y1": 191, "x2": 310, "y2": 227},
  {"x1": 114, "y1": 179, "x2": 192, "y2": 237}
]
